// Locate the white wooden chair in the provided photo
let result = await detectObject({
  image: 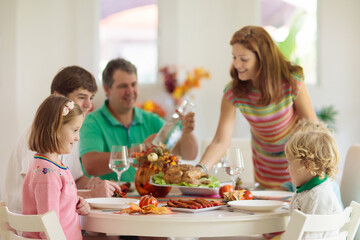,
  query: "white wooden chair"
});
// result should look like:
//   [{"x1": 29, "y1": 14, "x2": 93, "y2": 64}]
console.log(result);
[
  {"x1": 200, "y1": 138, "x2": 254, "y2": 185},
  {"x1": 341, "y1": 144, "x2": 360, "y2": 207},
  {"x1": 281, "y1": 201, "x2": 360, "y2": 240},
  {"x1": 0, "y1": 201, "x2": 66, "y2": 240}
]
